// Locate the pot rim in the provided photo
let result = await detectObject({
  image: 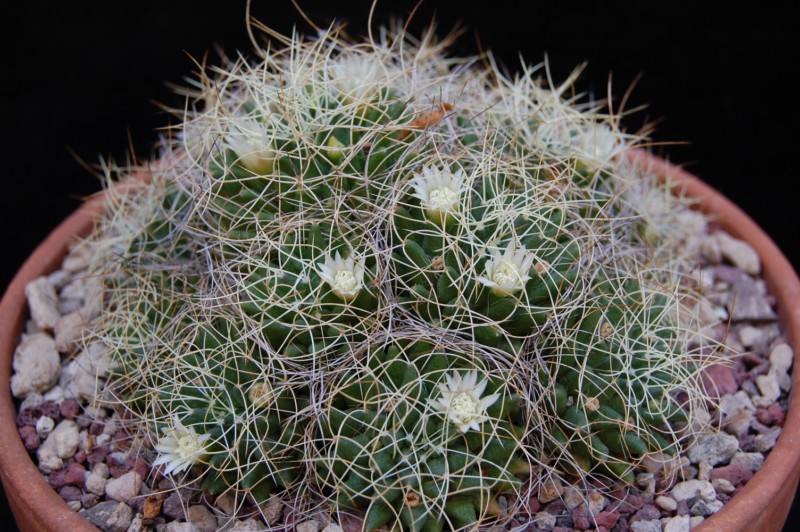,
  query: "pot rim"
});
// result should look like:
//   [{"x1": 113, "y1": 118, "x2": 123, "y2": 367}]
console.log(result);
[{"x1": 1, "y1": 152, "x2": 798, "y2": 531}]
